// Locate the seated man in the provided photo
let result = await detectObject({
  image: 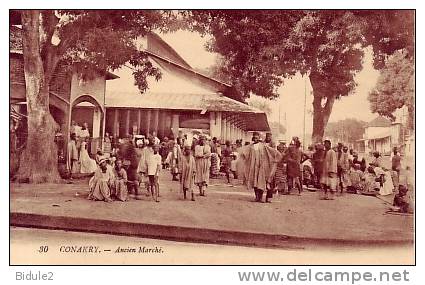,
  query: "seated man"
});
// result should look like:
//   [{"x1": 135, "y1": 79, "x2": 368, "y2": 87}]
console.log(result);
[
  {"x1": 88, "y1": 157, "x2": 114, "y2": 202},
  {"x1": 347, "y1": 164, "x2": 364, "y2": 194}
]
